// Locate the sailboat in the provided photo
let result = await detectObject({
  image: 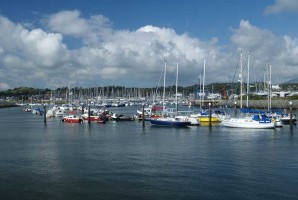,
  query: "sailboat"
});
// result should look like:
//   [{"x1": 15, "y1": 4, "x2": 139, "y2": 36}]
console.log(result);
[
  {"x1": 148, "y1": 61, "x2": 191, "y2": 127},
  {"x1": 194, "y1": 59, "x2": 221, "y2": 123},
  {"x1": 222, "y1": 51, "x2": 275, "y2": 129}
]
